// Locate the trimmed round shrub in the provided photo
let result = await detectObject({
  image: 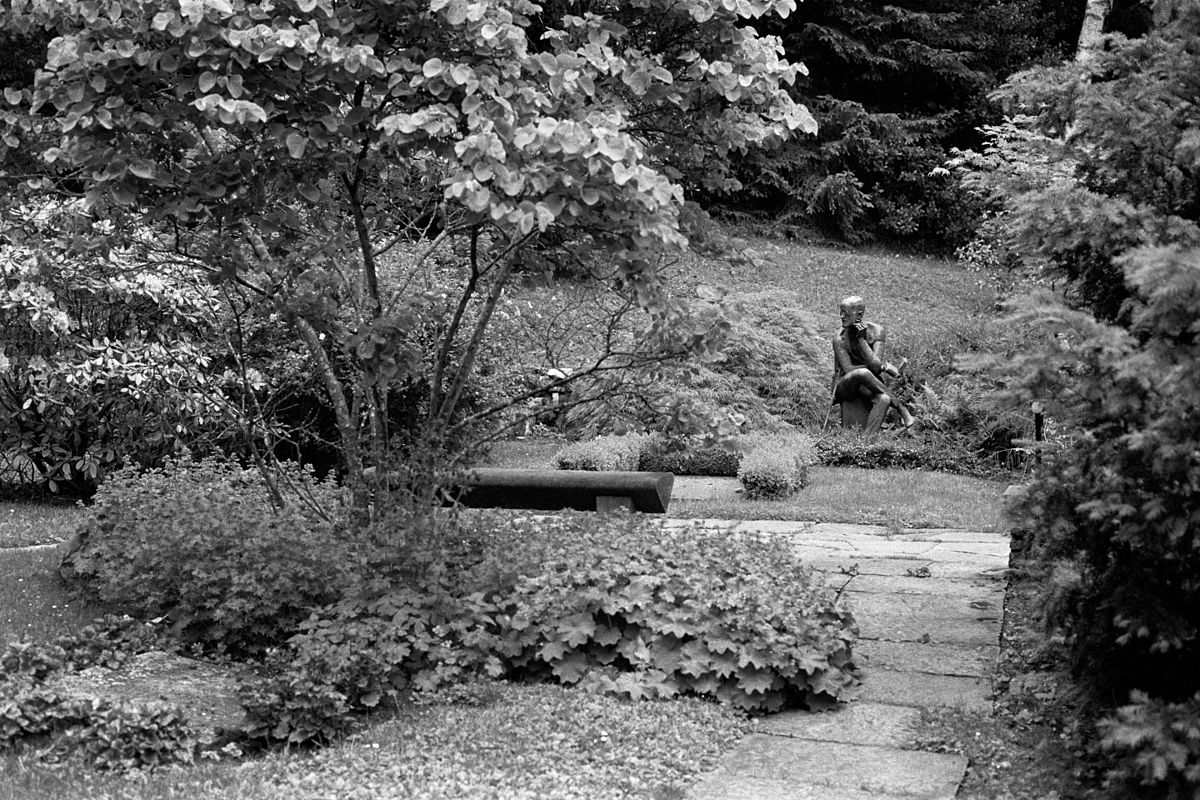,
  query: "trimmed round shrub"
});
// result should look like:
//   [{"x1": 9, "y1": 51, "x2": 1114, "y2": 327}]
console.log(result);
[
  {"x1": 60, "y1": 457, "x2": 357, "y2": 656},
  {"x1": 815, "y1": 428, "x2": 987, "y2": 475},
  {"x1": 558, "y1": 431, "x2": 818, "y2": 481},
  {"x1": 554, "y1": 433, "x2": 647, "y2": 471},
  {"x1": 638, "y1": 435, "x2": 742, "y2": 476},
  {"x1": 737, "y1": 438, "x2": 811, "y2": 500}
]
